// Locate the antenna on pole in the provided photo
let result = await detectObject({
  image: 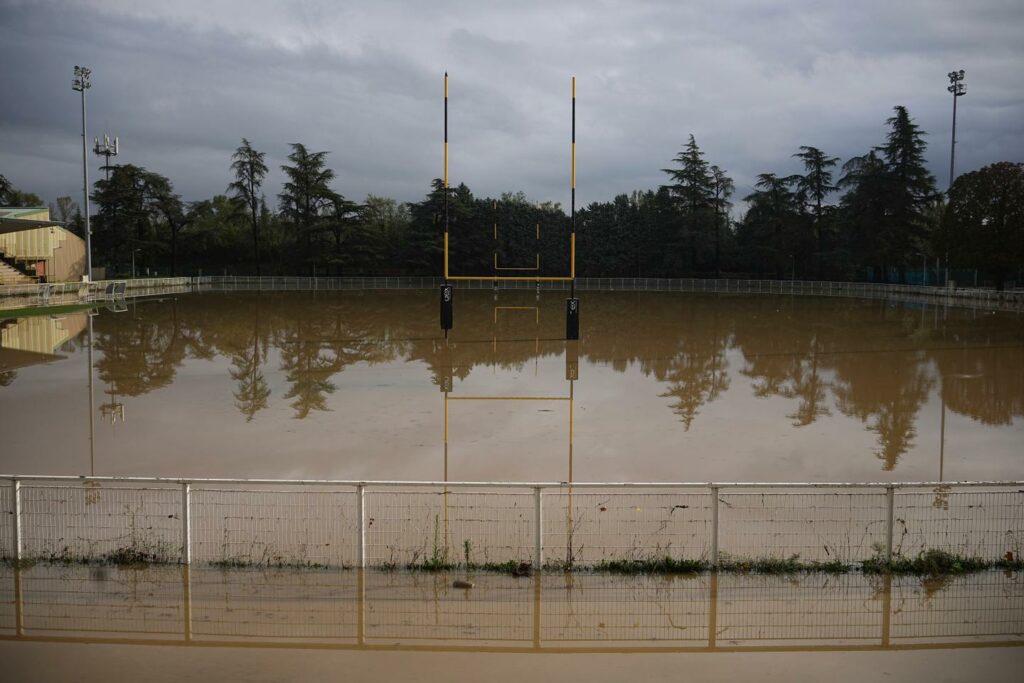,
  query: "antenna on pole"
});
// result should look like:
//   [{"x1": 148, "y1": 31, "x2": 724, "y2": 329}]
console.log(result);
[{"x1": 93, "y1": 132, "x2": 119, "y2": 181}]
